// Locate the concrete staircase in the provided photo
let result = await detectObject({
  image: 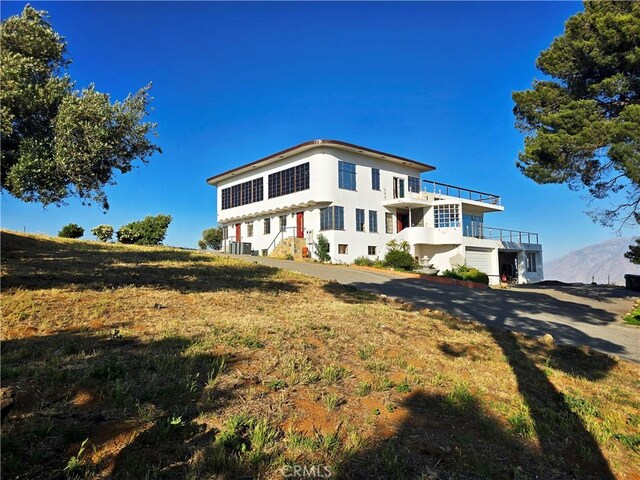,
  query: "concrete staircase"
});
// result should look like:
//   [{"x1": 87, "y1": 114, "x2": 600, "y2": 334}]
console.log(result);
[{"x1": 270, "y1": 237, "x2": 307, "y2": 260}]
